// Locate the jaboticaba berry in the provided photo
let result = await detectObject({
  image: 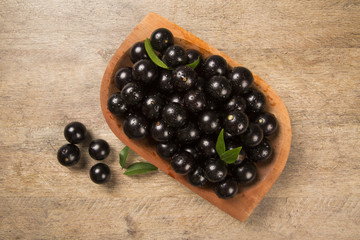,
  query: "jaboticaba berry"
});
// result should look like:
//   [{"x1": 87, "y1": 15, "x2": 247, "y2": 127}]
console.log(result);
[{"x1": 107, "y1": 27, "x2": 279, "y2": 199}]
